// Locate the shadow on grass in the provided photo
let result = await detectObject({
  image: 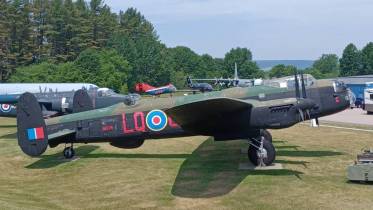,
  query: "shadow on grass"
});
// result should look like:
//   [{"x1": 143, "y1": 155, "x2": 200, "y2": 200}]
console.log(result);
[
  {"x1": 171, "y1": 138, "x2": 303, "y2": 198},
  {"x1": 0, "y1": 132, "x2": 17, "y2": 140},
  {"x1": 273, "y1": 140, "x2": 287, "y2": 144},
  {"x1": 276, "y1": 145, "x2": 300, "y2": 150},
  {"x1": 0, "y1": 125, "x2": 16, "y2": 128},
  {"x1": 277, "y1": 150, "x2": 343, "y2": 157},
  {"x1": 276, "y1": 159, "x2": 309, "y2": 168},
  {"x1": 26, "y1": 145, "x2": 99, "y2": 169},
  {"x1": 346, "y1": 180, "x2": 373, "y2": 185},
  {"x1": 84, "y1": 153, "x2": 189, "y2": 159},
  {"x1": 26, "y1": 145, "x2": 190, "y2": 169}
]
